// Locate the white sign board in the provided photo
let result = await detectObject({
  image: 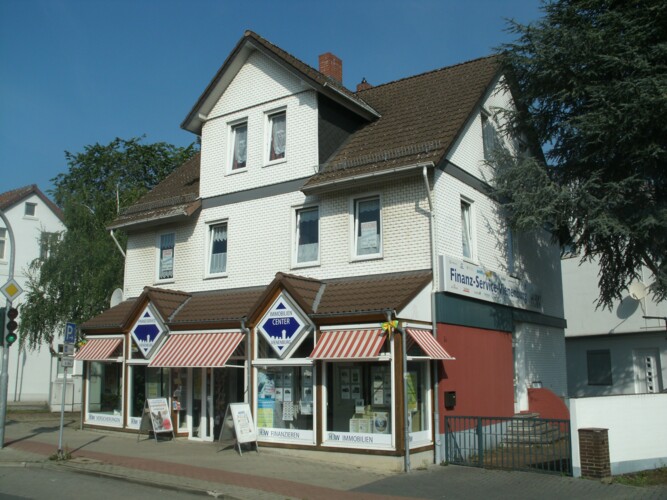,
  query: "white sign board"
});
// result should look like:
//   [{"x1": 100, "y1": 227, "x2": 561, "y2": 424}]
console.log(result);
[
  {"x1": 60, "y1": 356, "x2": 74, "y2": 368},
  {"x1": 230, "y1": 403, "x2": 257, "y2": 444}
]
